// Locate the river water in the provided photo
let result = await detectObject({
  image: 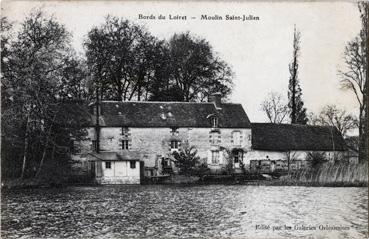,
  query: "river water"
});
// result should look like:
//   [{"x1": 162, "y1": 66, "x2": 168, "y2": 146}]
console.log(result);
[{"x1": 1, "y1": 185, "x2": 367, "y2": 239}]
